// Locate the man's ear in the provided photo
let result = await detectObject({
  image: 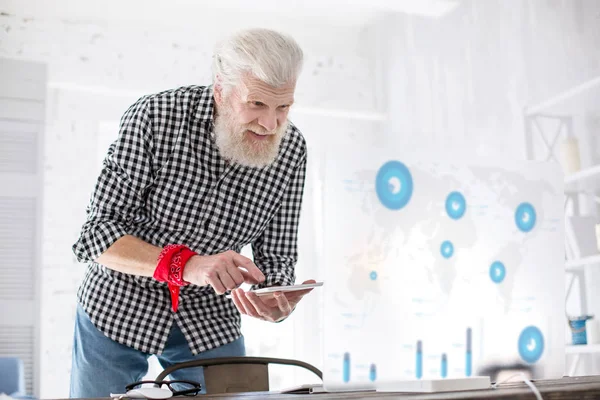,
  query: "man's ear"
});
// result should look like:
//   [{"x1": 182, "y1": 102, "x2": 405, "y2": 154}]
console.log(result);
[{"x1": 214, "y1": 82, "x2": 223, "y2": 106}]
